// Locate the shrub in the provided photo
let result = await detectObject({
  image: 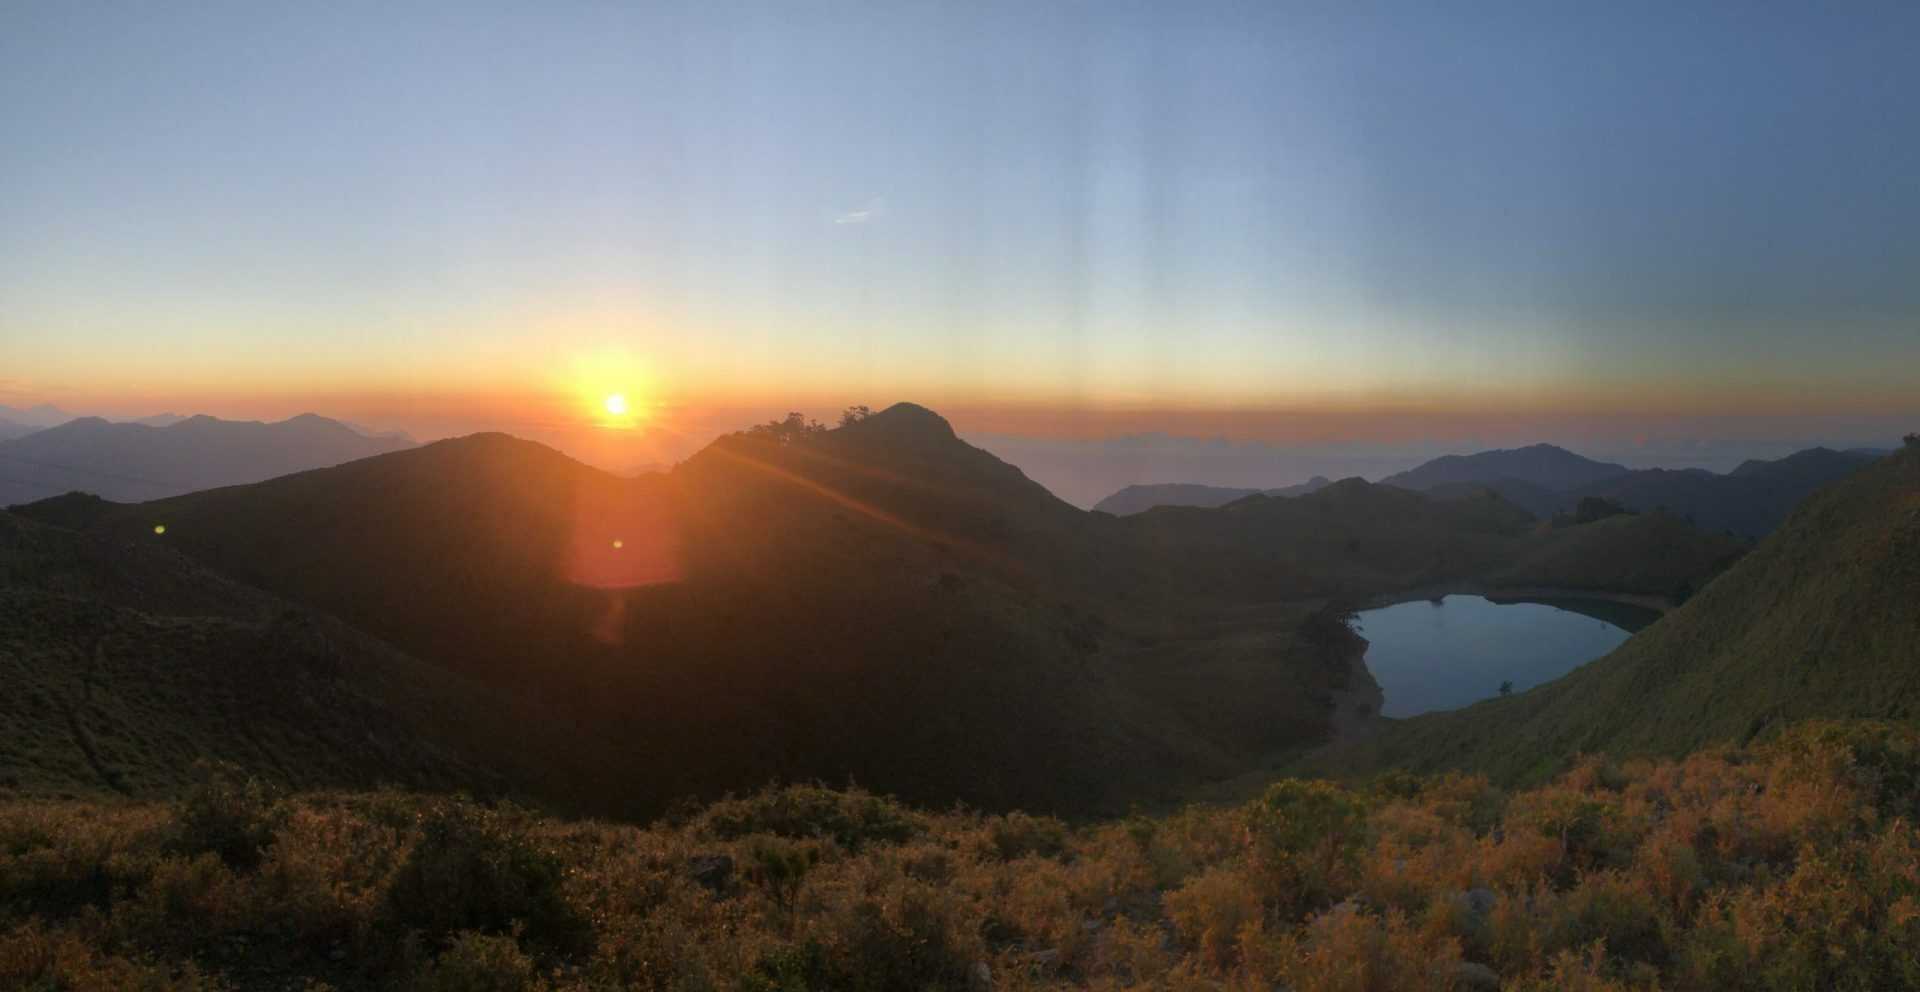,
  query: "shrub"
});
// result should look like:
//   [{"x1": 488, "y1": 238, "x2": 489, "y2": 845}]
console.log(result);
[
  {"x1": 113, "y1": 853, "x2": 245, "y2": 950},
  {"x1": 784, "y1": 868, "x2": 979, "y2": 992},
  {"x1": 171, "y1": 761, "x2": 280, "y2": 870},
  {"x1": 1164, "y1": 864, "x2": 1263, "y2": 972},
  {"x1": 1770, "y1": 720, "x2": 1920, "y2": 822},
  {"x1": 1539, "y1": 871, "x2": 1669, "y2": 970},
  {"x1": 696, "y1": 785, "x2": 921, "y2": 851},
  {"x1": 1505, "y1": 787, "x2": 1619, "y2": 879},
  {"x1": 0, "y1": 920, "x2": 221, "y2": 991},
  {"x1": 413, "y1": 931, "x2": 540, "y2": 992},
  {"x1": 385, "y1": 800, "x2": 587, "y2": 954},
  {"x1": 1244, "y1": 779, "x2": 1369, "y2": 913},
  {"x1": 977, "y1": 811, "x2": 1070, "y2": 861},
  {"x1": 1249, "y1": 905, "x2": 1461, "y2": 992},
  {"x1": 744, "y1": 837, "x2": 816, "y2": 910},
  {"x1": 0, "y1": 803, "x2": 166, "y2": 918}
]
